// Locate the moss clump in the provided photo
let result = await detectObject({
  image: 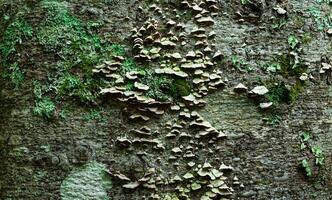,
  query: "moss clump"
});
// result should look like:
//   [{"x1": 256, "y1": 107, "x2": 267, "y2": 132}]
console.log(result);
[
  {"x1": 266, "y1": 82, "x2": 291, "y2": 105},
  {"x1": 83, "y1": 108, "x2": 108, "y2": 123},
  {"x1": 37, "y1": 0, "x2": 104, "y2": 71},
  {"x1": 34, "y1": 0, "x2": 116, "y2": 104},
  {"x1": 0, "y1": 17, "x2": 32, "y2": 88},
  {"x1": 110, "y1": 44, "x2": 125, "y2": 56},
  {"x1": 277, "y1": 54, "x2": 307, "y2": 77},
  {"x1": 5, "y1": 62, "x2": 25, "y2": 88},
  {"x1": 33, "y1": 97, "x2": 56, "y2": 119},
  {"x1": 56, "y1": 73, "x2": 81, "y2": 95},
  {"x1": 0, "y1": 18, "x2": 33, "y2": 63},
  {"x1": 264, "y1": 80, "x2": 304, "y2": 106},
  {"x1": 289, "y1": 80, "x2": 304, "y2": 102},
  {"x1": 301, "y1": 32, "x2": 312, "y2": 44},
  {"x1": 120, "y1": 58, "x2": 145, "y2": 75},
  {"x1": 117, "y1": 59, "x2": 191, "y2": 101},
  {"x1": 169, "y1": 78, "x2": 191, "y2": 98},
  {"x1": 55, "y1": 72, "x2": 108, "y2": 103},
  {"x1": 142, "y1": 74, "x2": 191, "y2": 101},
  {"x1": 143, "y1": 73, "x2": 172, "y2": 101},
  {"x1": 292, "y1": 16, "x2": 305, "y2": 29}
]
